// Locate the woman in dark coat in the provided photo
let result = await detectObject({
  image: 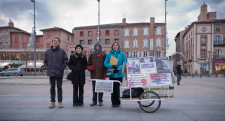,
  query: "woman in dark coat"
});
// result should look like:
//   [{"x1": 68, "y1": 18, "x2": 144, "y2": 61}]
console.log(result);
[{"x1": 68, "y1": 44, "x2": 87, "y2": 107}]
